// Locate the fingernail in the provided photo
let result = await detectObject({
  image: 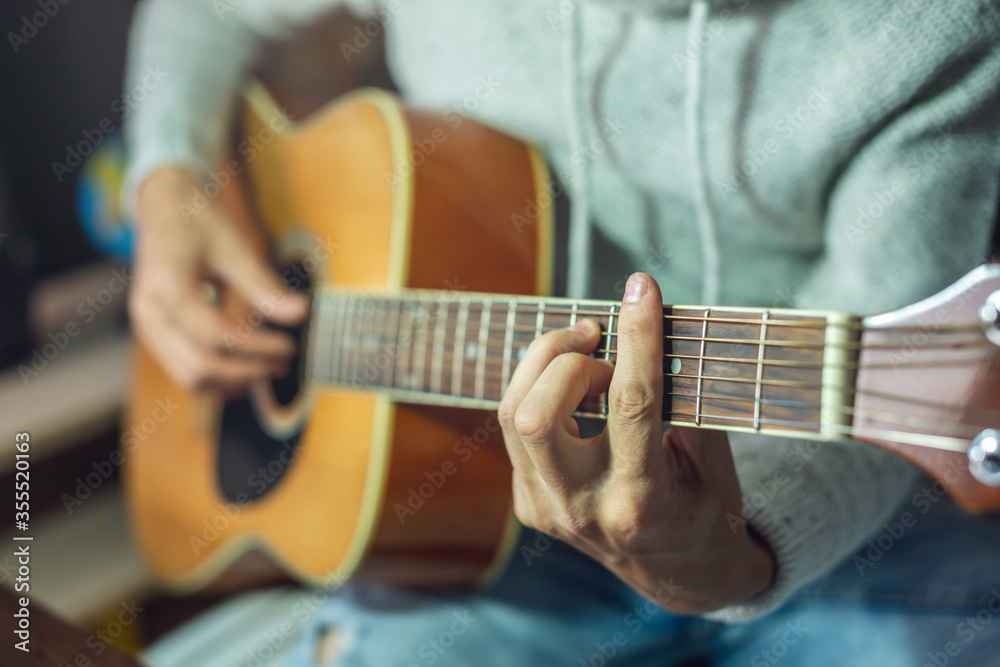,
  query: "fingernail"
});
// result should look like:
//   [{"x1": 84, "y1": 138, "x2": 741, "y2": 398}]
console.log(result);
[
  {"x1": 624, "y1": 274, "x2": 647, "y2": 303},
  {"x1": 572, "y1": 319, "x2": 596, "y2": 335}
]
